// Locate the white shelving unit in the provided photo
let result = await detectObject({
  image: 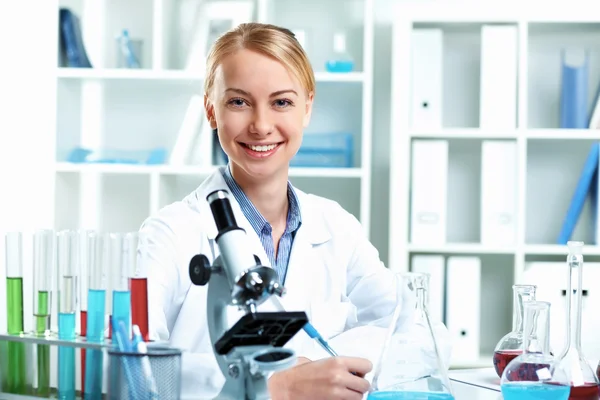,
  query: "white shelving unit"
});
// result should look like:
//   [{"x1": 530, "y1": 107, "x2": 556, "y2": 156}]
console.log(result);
[
  {"x1": 53, "y1": 0, "x2": 374, "y2": 236},
  {"x1": 389, "y1": 1, "x2": 600, "y2": 367}
]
